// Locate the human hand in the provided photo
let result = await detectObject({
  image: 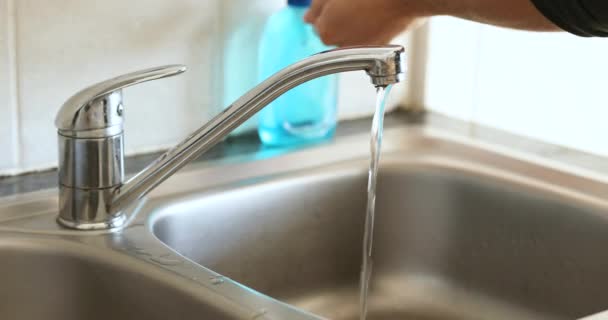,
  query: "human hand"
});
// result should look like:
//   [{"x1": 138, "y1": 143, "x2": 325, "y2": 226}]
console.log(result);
[{"x1": 304, "y1": 0, "x2": 433, "y2": 46}]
